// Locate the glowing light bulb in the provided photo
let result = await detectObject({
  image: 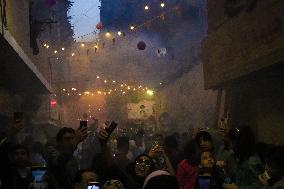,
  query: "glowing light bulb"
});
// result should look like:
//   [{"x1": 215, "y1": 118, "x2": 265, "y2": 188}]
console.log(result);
[
  {"x1": 81, "y1": 43, "x2": 85, "y2": 47},
  {"x1": 130, "y1": 25, "x2": 135, "y2": 30},
  {"x1": 46, "y1": 45, "x2": 50, "y2": 48},
  {"x1": 94, "y1": 45, "x2": 99, "y2": 49},
  {"x1": 113, "y1": 80, "x2": 116, "y2": 83},
  {"x1": 96, "y1": 76, "x2": 100, "y2": 79},
  {"x1": 67, "y1": 93, "x2": 70, "y2": 96},
  {"x1": 160, "y1": 2, "x2": 165, "y2": 8},
  {"x1": 62, "y1": 88, "x2": 66, "y2": 91},
  {"x1": 146, "y1": 90, "x2": 154, "y2": 96},
  {"x1": 79, "y1": 93, "x2": 82, "y2": 96},
  {"x1": 98, "y1": 91, "x2": 102, "y2": 94},
  {"x1": 144, "y1": 4, "x2": 149, "y2": 10},
  {"x1": 61, "y1": 47, "x2": 65, "y2": 51},
  {"x1": 160, "y1": 82, "x2": 162, "y2": 85},
  {"x1": 84, "y1": 91, "x2": 90, "y2": 94},
  {"x1": 54, "y1": 50, "x2": 58, "y2": 54},
  {"x1": 43, "y1": 44, "x2": 47, "y2": 47},
  {"x1": 121, "y1": 85, "x2": 124, "y2": 87},
  {"x1": 71, "y1": 53, "x2": 75, "y2": 56},
  {"x1": 118, "y1": 31, "x2": 122, "y2": 36},
  {"x1": 105, "y1": 32, "x2": 111, "y2": 37},
  {"x1": 104, "y1": 80, "x2": 107, "y2": 83},
  {"x1": 127, "y1": 86, "x2": 130, "y2": 90},
  {"x1": 72, "y1": 88, "x2": 76, "y2": 91}
]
